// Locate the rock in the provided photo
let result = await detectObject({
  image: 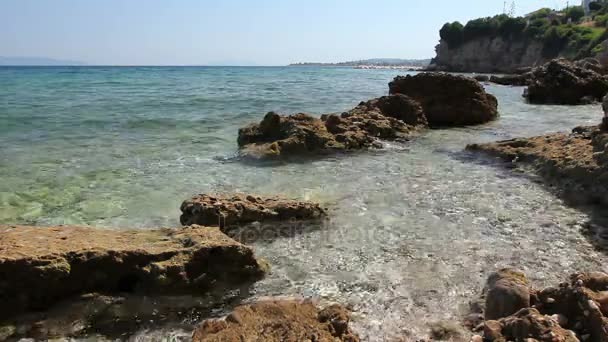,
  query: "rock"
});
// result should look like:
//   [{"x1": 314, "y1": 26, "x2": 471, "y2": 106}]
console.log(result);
[
  {"x1": 524, "y1": 59, "x2": 608, "y2": 105},
  {"x1": 192, "y1": 299, "x2": 359, "y2": 342},
  {"x1": 483, "y1": 320, "x2": 503, "y2": 340},
  {"x1": 389, "y1": 73, "x2": 499, "y2": 126},
  {"x1": 237, "y1": 94, "x2": 427, "y2": 158},
  {"x1": 428, "y1": 320, "x2": 465, "y2": 340},
  {"x1": 474, "y1": 75, "x2": 490, "y2": 82},
  {"x1": 484, "y1": 268, "x2": 531, "y2": 320},
  {"x1": 467, "y1": 124, "x2": 608, "y2": 206},
  {"x1": 180, "y1": 193, "x2": 327, "y2": 228},
  {"x1": 0, "y1": 224, "x2": 268, "y2": 320},
  {"x1": 492, "y1": 308, "x2": 579, "y2": 342},
  {"x1": 489, "y1": 74, "x2": 530, "y2": 86},
  {"x1": 433, "y1": 36, "x2": 548, "y2": 73}
]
